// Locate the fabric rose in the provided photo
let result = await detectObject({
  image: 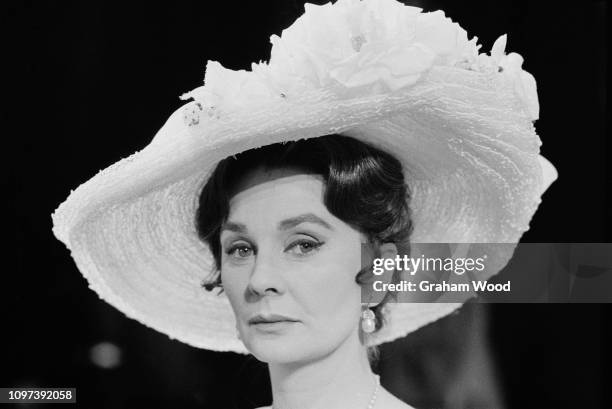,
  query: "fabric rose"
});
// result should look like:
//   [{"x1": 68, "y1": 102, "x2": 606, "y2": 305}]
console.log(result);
[
  {"x1": 267, "y1": 0, "x2": 480, "y2": 91},
  {"x1": 475, "y1": 35, "x2": 539, "y2": 120},
  {"x1": 180, "y1": 0, "x2": 538, "y2": 122},
  {"x1": 180, "y1": 61, "x2": 273, "y2": 114}
]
